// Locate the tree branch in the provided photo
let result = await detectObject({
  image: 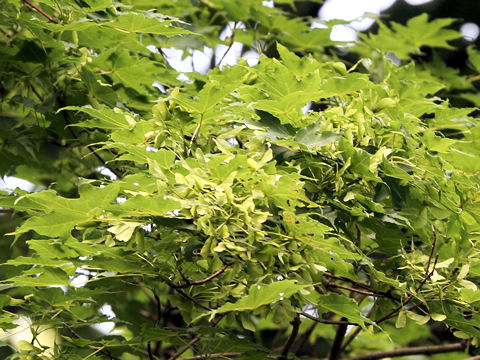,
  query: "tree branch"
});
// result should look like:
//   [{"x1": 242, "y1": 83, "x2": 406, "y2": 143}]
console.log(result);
[
  {"x1": 425, "y1": 225, "x2": 437, "y2": 275},
  {"x1": 323, "y1": 273, "x2": 396, "y2": 300},
  {"x1": 343, "y1": 342, "x2": 466, "y2": 360},
  {"x1": 179, "y1": 353, "x2": 241, "y2": 360},
  {"x1": 340, "y1": 305, "x2": 374, "y2": 352},
  {"x1": 324, "y1": 282, "x2": 376, "y2": 297},
  {"x1": 171, "y1": 286, "x2": 212, "y2": 311},
  {"x1": 23, "y1": 0, "x2": 59, "y2": 24},
  {"x1": 300, "y1": 312, "x2": 356, "y2": 325},
  {"x1": 279, "y1": 315, "x2": 301, "y2": 360},
  {"x1": 66, "y1": 326, "x2": 121, "y2": 360},
  {"x1": 328, "y1": 317, "x2": 348, "y2": 360},
  {"x1": 172, "y1": 262, "x2": 232, "y2": 289},
  {"x1": 292, "y1": 322, "x2": 317, "y2": 354},
  {"x1": 376, "y1": 255, "x2": 438, "y2": 324},
  {"x1": 168, "y1": 314, "x2": 226, "y2": 360}
]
